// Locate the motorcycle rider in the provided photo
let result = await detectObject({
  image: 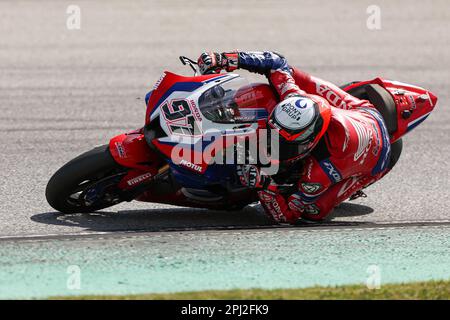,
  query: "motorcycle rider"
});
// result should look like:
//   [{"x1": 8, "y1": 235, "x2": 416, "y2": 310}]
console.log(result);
[{"x1": 197, "y1": 51, "x2": 391, "y2": 223}]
